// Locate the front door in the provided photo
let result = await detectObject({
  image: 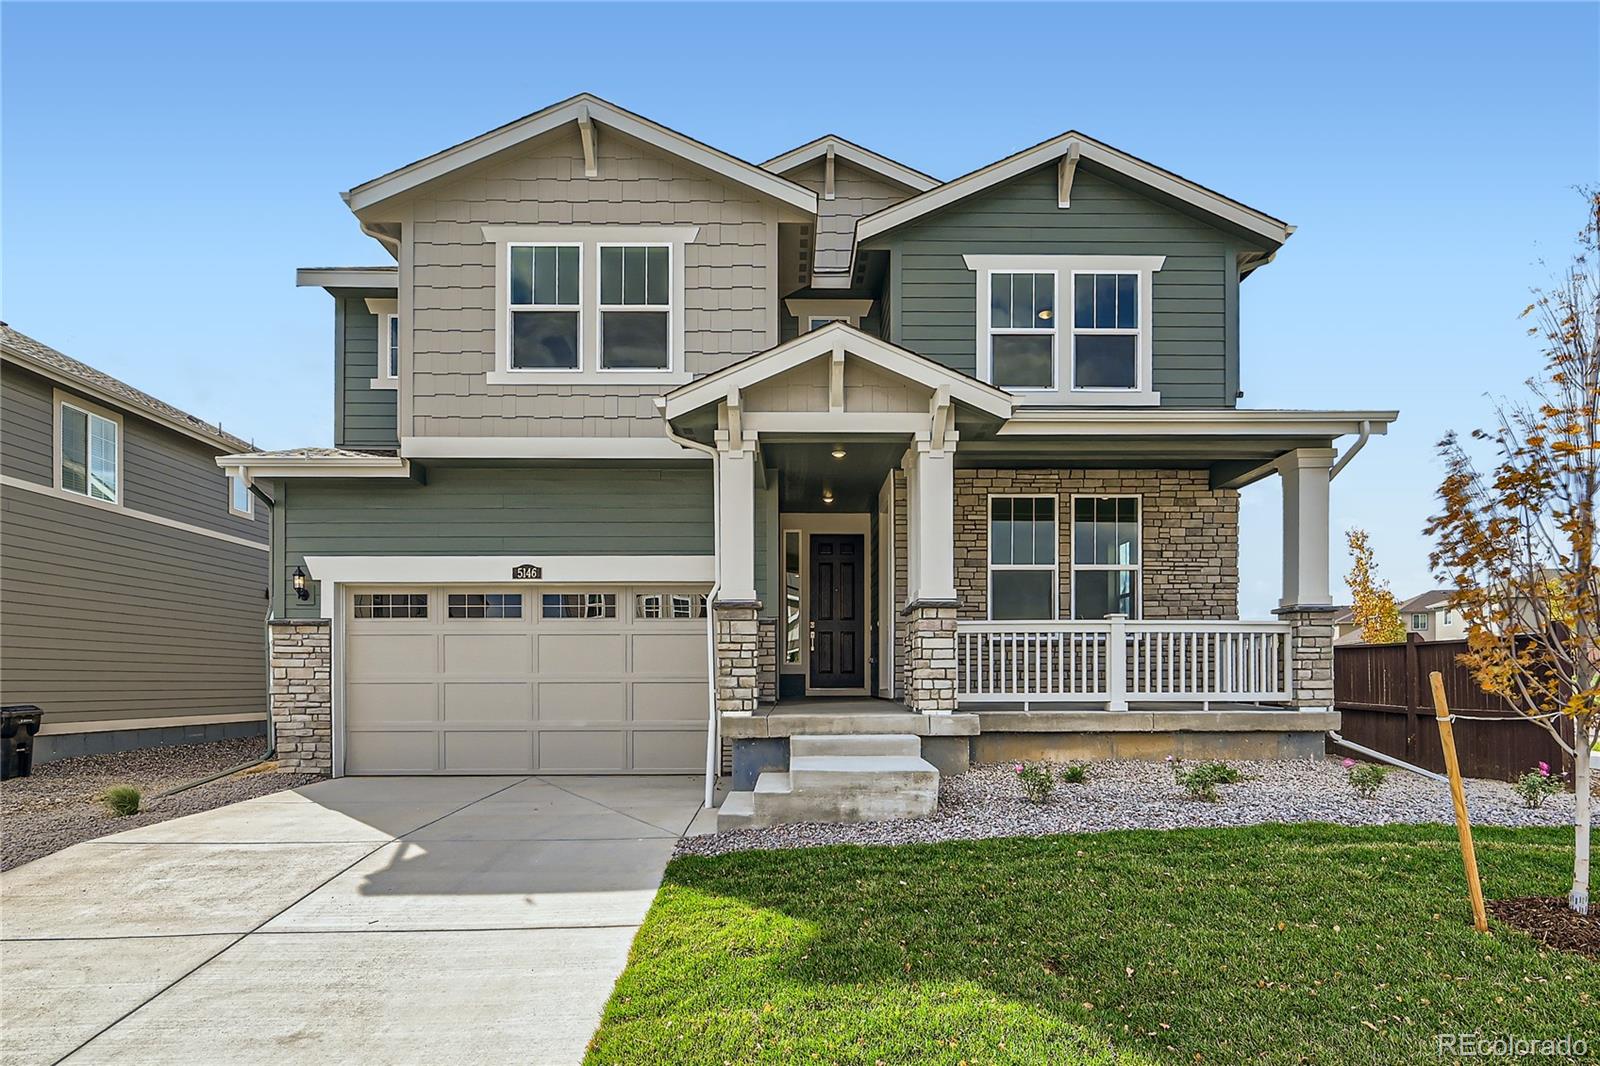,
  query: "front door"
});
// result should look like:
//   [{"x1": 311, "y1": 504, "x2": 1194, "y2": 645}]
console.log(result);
[{"x1": 810, "y1": 534, "x2": 865, "y2": 689}]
